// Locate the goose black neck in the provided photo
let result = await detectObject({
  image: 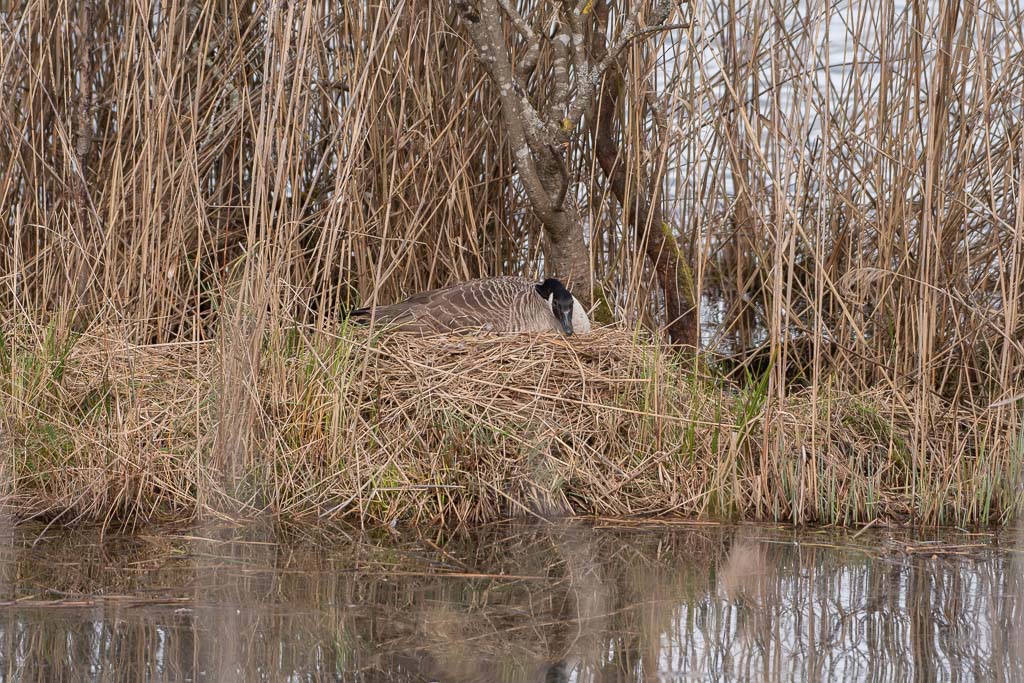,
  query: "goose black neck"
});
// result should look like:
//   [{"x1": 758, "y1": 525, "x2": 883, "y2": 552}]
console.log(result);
[{"x1": 535, "y1": 278, "x2": 569, "y2": 299}]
